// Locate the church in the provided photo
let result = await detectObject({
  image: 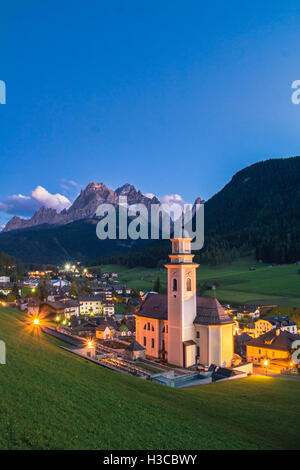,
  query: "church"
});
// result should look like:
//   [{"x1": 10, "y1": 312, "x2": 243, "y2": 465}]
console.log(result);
[{"x1": 135, "y1": 238, "x2": 234, "y2": 368}]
